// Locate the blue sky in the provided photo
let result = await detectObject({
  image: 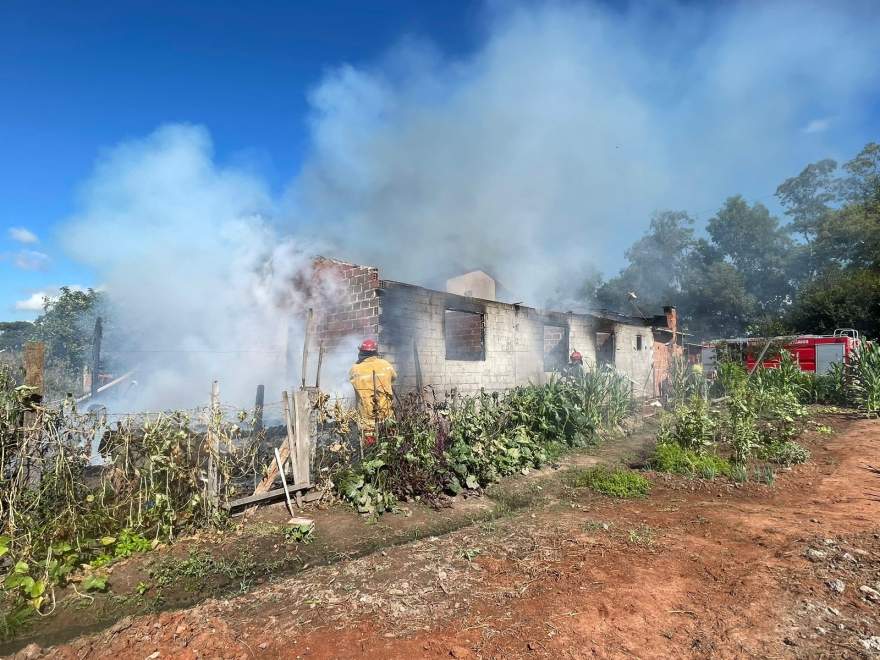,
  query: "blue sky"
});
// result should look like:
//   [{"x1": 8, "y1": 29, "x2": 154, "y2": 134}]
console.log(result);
[
  {"x1": 0, "y1": 0, "x2": 481, "y2": 319},
  {"x1": 2, "y1": 0, "x2": 879, "y2": 321}
]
